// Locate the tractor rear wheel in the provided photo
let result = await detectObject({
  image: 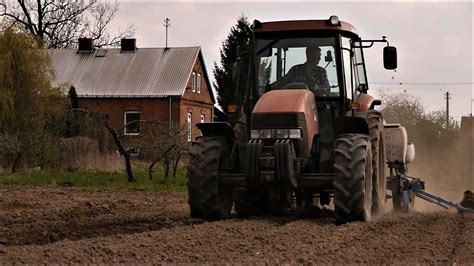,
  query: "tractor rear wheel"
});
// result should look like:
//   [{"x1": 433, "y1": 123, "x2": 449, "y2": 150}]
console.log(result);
[
  {"x1": 333, "y1": 134, "x2": 373, "y2": 224},
  {"x1": 188, "y1": 136, "x2": 233, "y2": 221},
  {"x1": 367, "y1": 110, "x2": 387, "y2": 217}
]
